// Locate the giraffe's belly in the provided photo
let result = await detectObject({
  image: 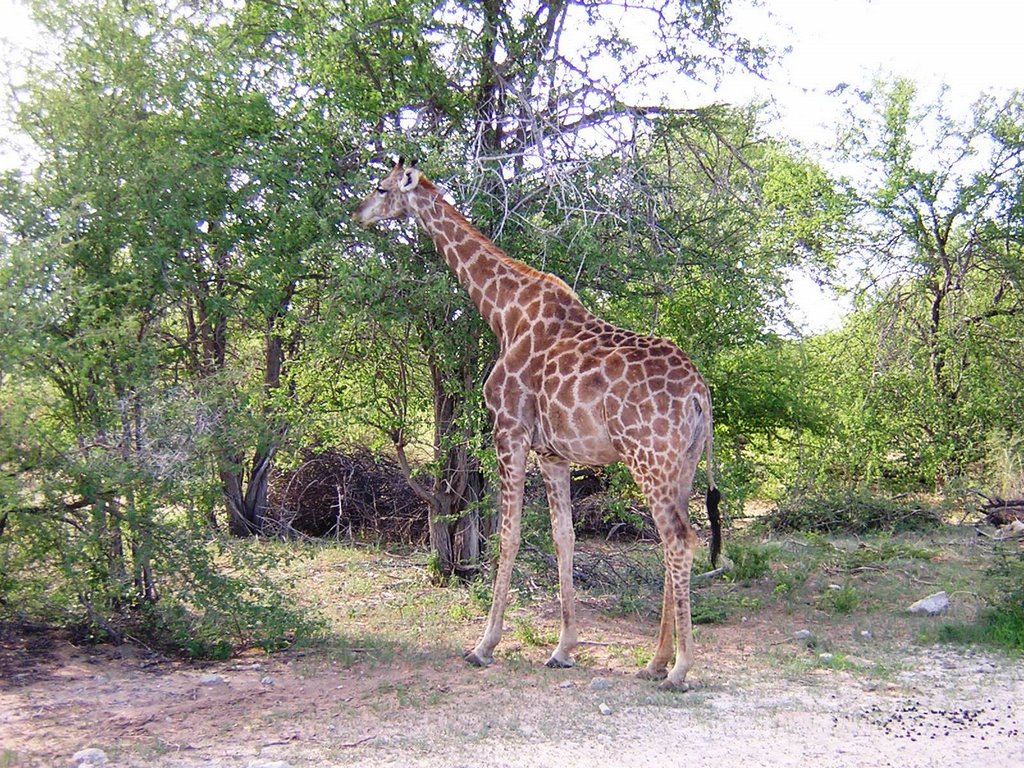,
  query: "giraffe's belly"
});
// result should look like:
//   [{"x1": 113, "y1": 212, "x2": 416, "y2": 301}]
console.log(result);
[{"x1": 532, "y1": 399, "x2": 621, "y2": 466}]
